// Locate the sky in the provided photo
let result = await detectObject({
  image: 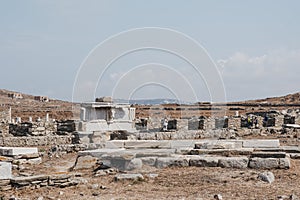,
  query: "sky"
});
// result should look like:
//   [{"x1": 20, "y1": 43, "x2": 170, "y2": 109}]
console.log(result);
[{"x1": 0, "y1": 0, "x2": 300, "y2": 103}]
